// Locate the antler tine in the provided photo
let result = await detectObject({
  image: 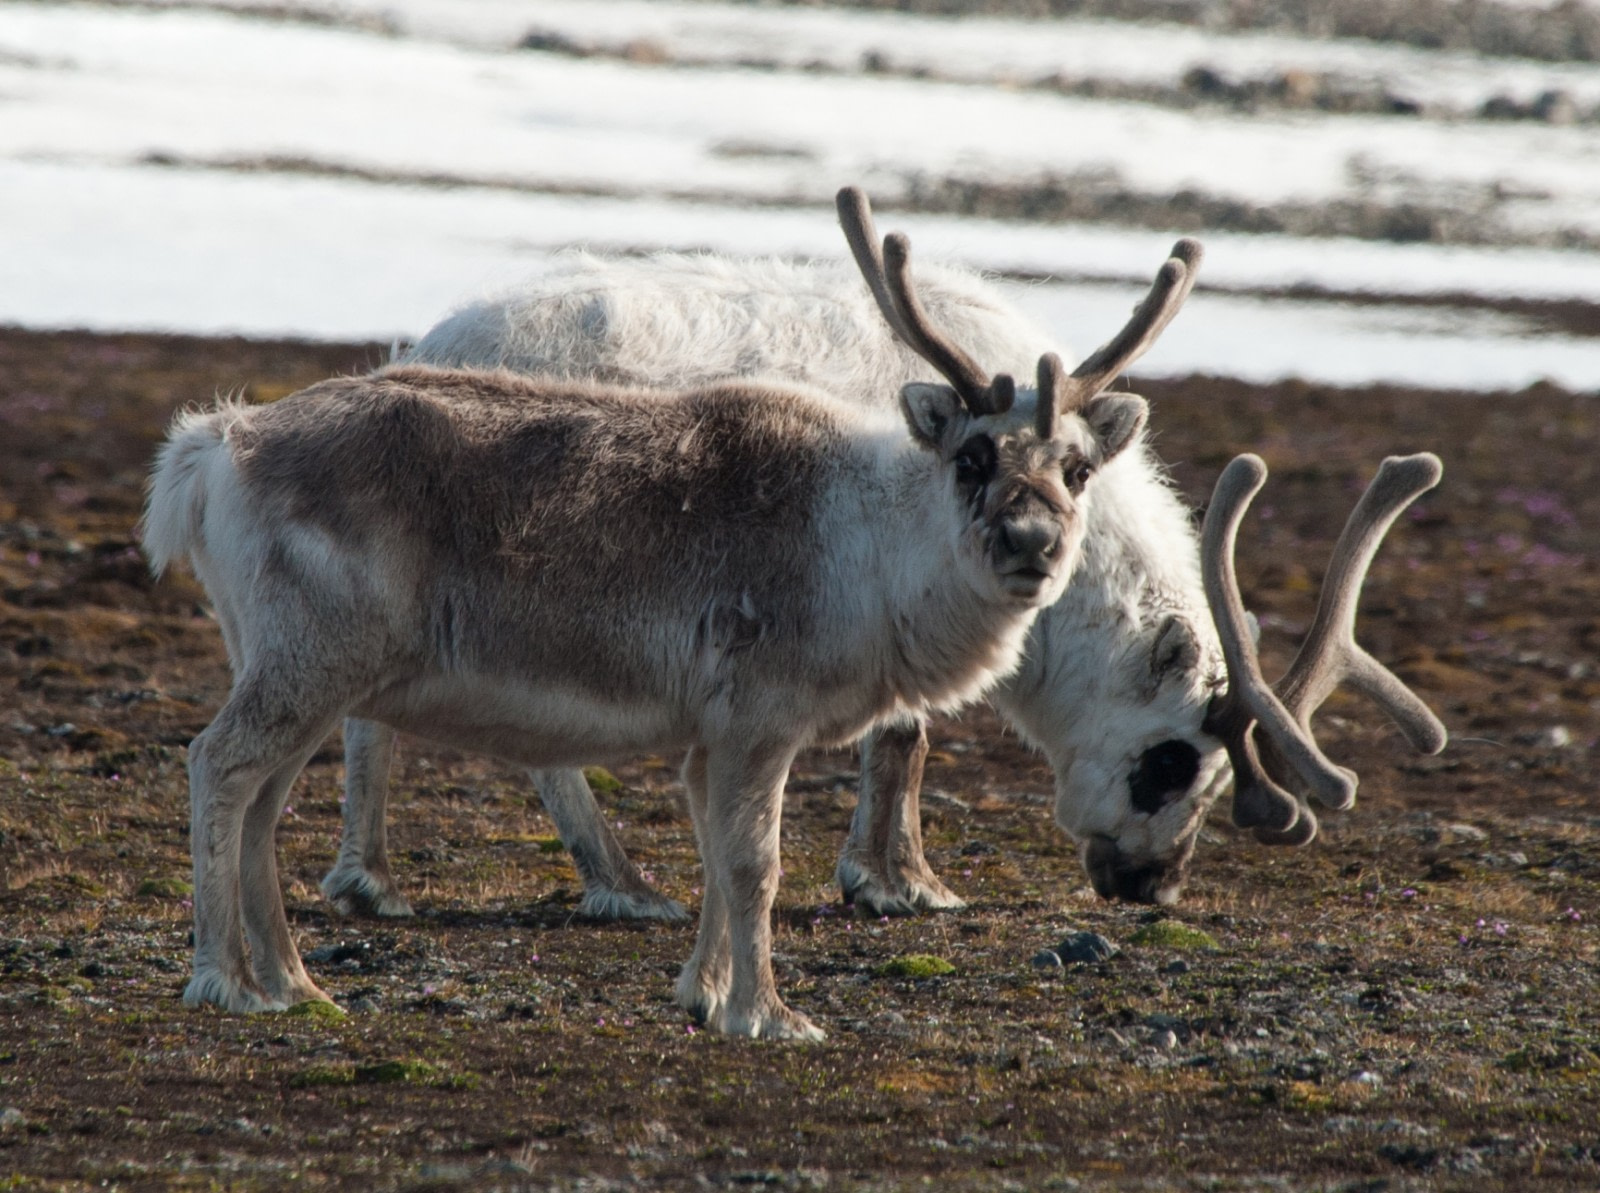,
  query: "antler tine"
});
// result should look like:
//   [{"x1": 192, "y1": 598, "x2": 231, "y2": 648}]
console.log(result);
[
  {"x1": 1036, "y1": 353, "x2": 1063, "y2": 441},
  {"x1": 1062, "y1": 239, "x2": 1203, "y2": 412},
  {"x1": 1257, "y1": 454, "x2": 1448, "y2": 812},
  {"x1": 836, "y1": 187, "x2": 912, "y2": 347},
  {"x1": 835, "y1": 187, "x2": 1000, "y2": 414},
  {"x1": 882, "y1": 233, "x2": 1001, "y2": 413},
  {"x1": 1200, "y1": 455, "x2": 1356, "y2": 836}
]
